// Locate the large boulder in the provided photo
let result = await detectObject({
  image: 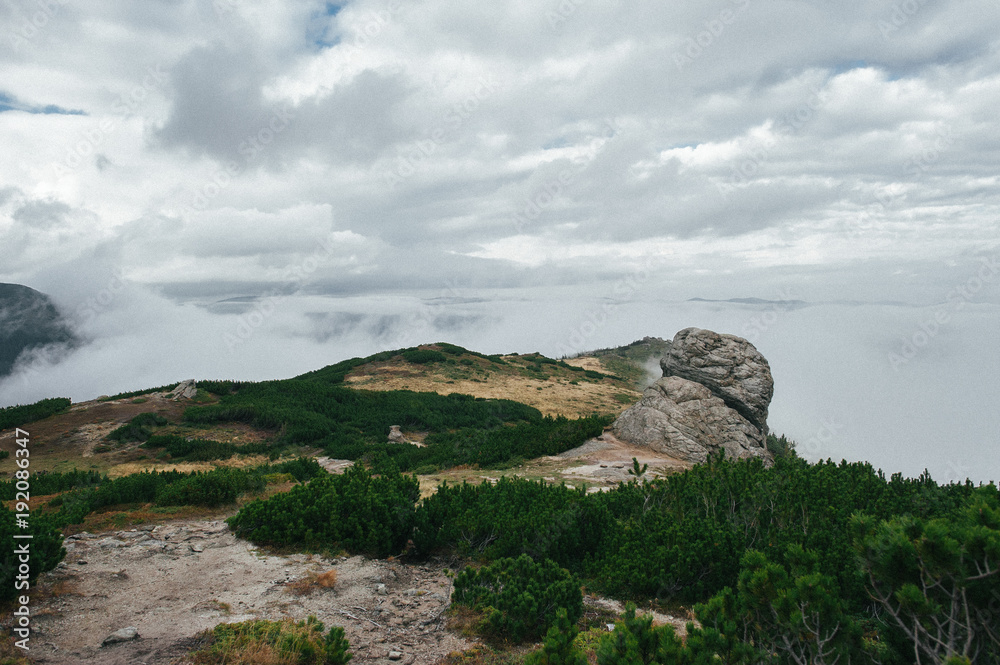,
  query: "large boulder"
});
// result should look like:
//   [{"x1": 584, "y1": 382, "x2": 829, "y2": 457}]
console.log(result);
[
  {"x1": 614, "y1": 376, "x2": 768, "y2": 464},
  {"x1": 660, "y1": 327, "x2": 773, "y2": 432},
  {"x1": 613, "y1": 328, "x2": 774, "y2": 464}
]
